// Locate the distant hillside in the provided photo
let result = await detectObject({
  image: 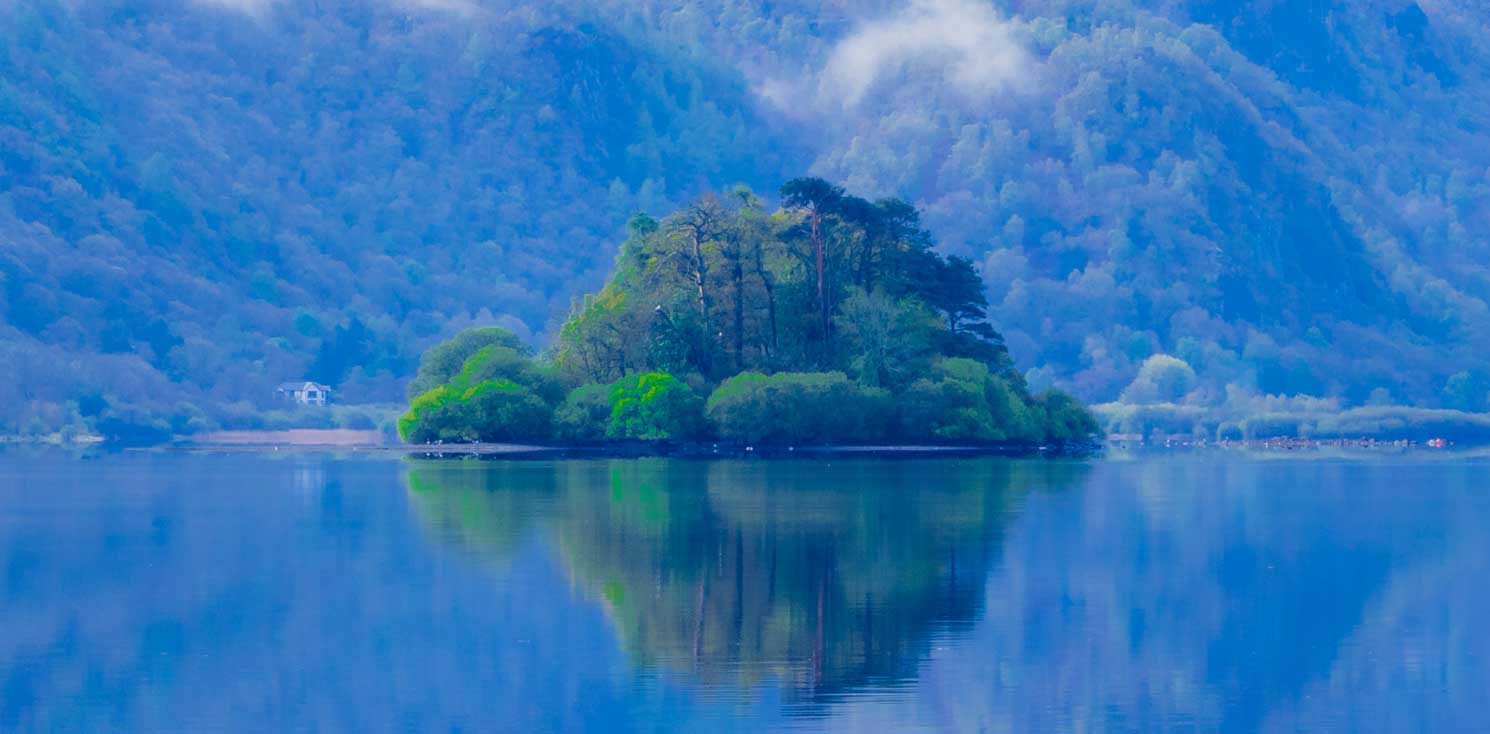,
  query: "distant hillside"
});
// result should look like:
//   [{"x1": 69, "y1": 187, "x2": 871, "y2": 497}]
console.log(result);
[
  {"x1": 700, "y1": 0, "x2": 1490, "y2": 409},
  {"x1": 2, "y1": 0, "x2": 1488, "y2": 438},
  {"x1": 0, "y1": 0, "x2": 801, "y2": 436}
]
